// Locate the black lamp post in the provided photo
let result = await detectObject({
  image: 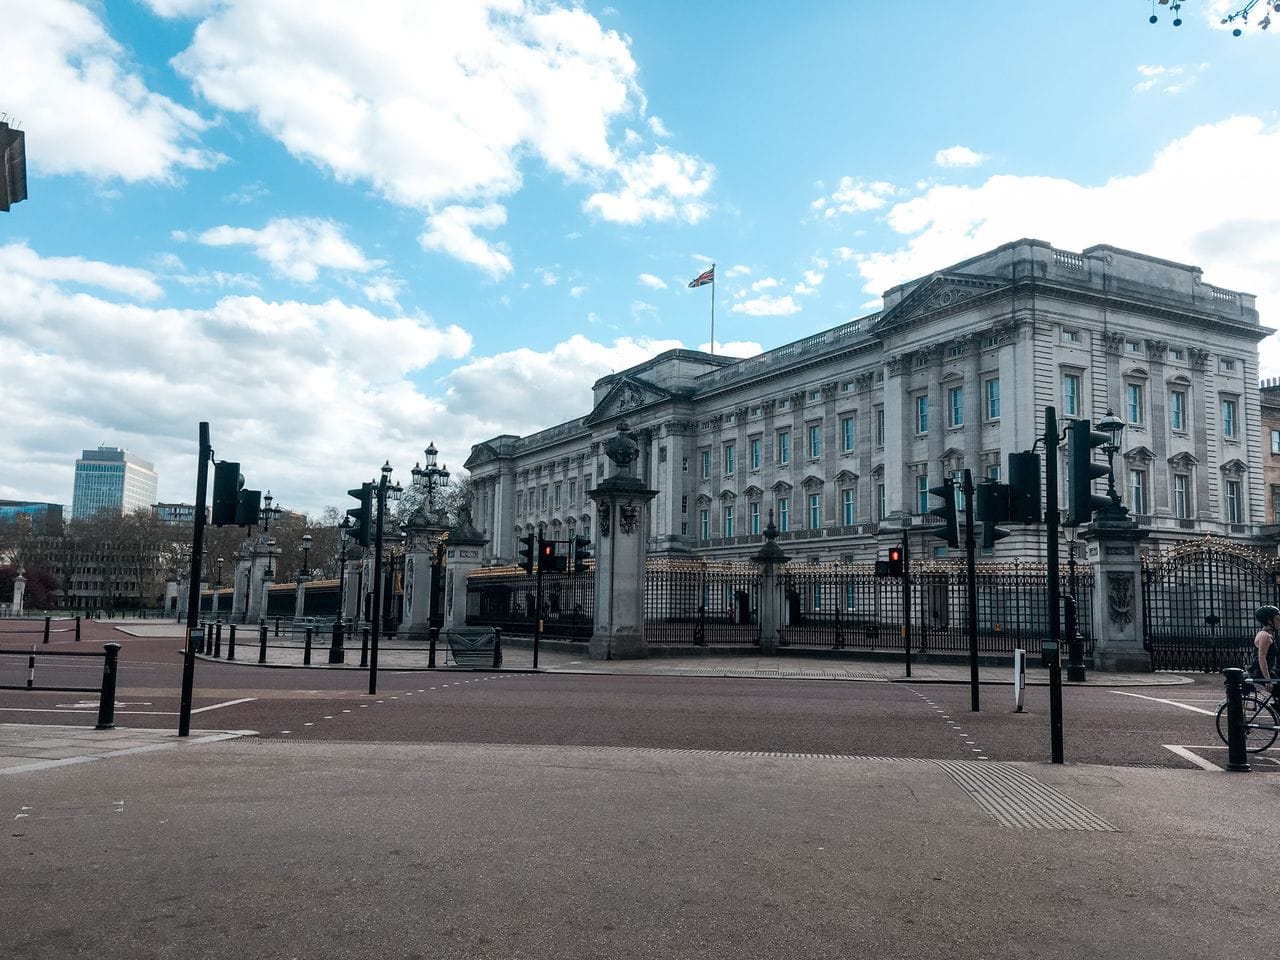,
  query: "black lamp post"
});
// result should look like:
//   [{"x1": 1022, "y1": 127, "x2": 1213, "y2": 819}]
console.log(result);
[
  {"x1": 300, "y1": 534, "x2": 312, "y2": 577},
  {"x1": 1064, "y1": 522, "x2": 1086, "y2": 681},
  {"x1": 337, "y1": 515, "x2": 354, "y2": 618},
  {"x1": 213, "y1": 556, "x2": 224, "y2": 621},
  {"x1": 369, "y1": 461, "x2": 403, "y2": 695},
  {"x1": 295, "y1": 533, "x2": 312, "y2": 621},
  {"x1": 261, "y1": 491, "x2": 283, "y2": 532},
  {"x1": 1095, "y1": 409, "x2": 1128, "y2": 521}
]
